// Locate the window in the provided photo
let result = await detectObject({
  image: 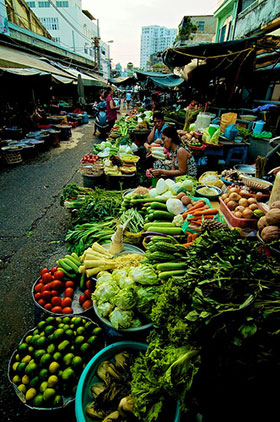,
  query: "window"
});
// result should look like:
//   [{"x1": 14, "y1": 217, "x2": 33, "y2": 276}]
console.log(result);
[
  {"x1": 197, "y1": 21, "x2": 205, "y2": 31},
  {"x1": 39, "y1": 17, "x2": 59, "y2": 30},
  {"x1": 219, "y1": 25, "x2": 226, "y2": 42},
  {"x1": 26, "y1": 2, "x2": 35, "y2": 7},
  {"x1": 54, "y1": 37, "x2": 60, "y2": 43},
  {"x1": 38, "y1": 1, "x2": 50, "y2": 7},
  {"x1": 56, "y1": 1, "x2": 69, "y2": 7}
]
